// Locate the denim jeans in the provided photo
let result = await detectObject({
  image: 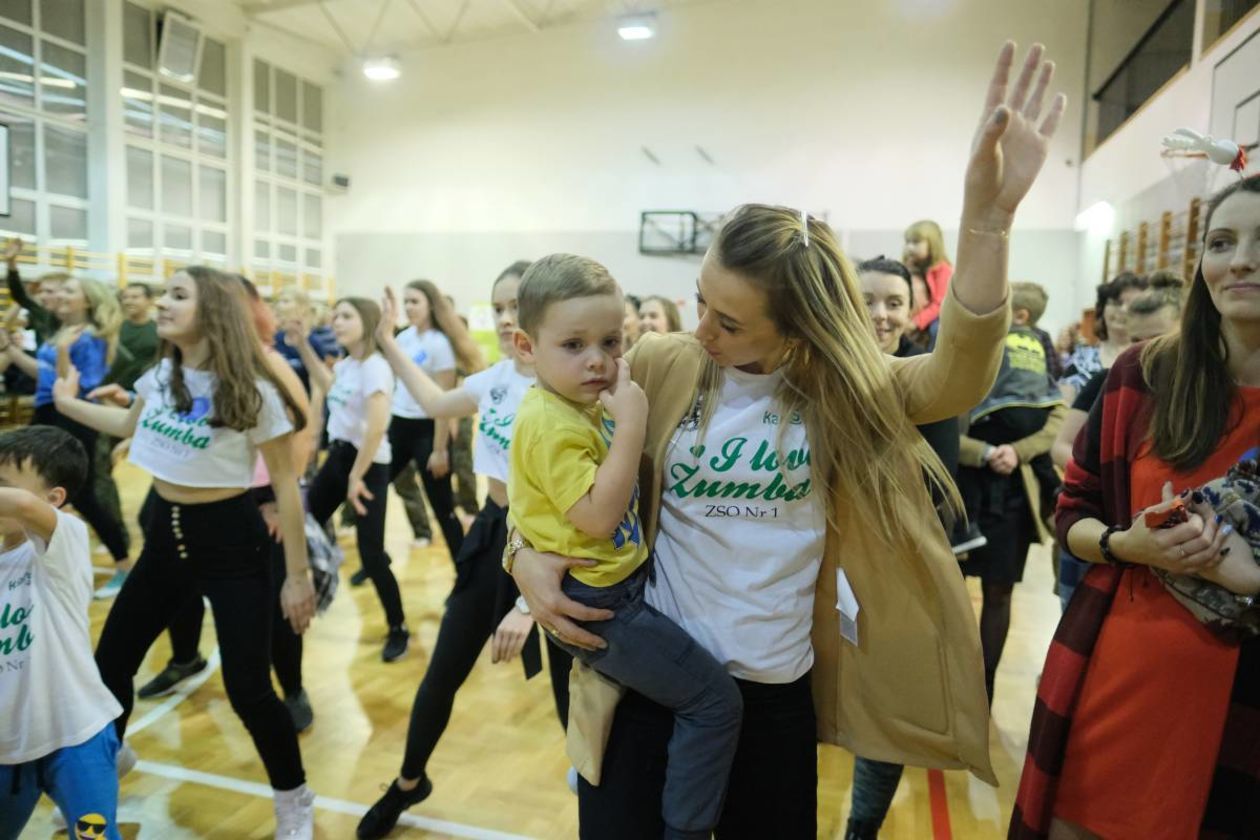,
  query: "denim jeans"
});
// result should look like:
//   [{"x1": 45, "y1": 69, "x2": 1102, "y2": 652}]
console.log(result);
[
  {"x1": 1058, "y1": 548, "x2": 1090, "y2": 612},
  {"x1": 558, "y1": 567, "x2": 743, "y2": 838},
  {"x1": 847, "y1": 757, "x2": 905, "y2": 838}
]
